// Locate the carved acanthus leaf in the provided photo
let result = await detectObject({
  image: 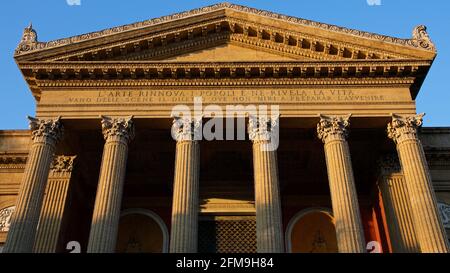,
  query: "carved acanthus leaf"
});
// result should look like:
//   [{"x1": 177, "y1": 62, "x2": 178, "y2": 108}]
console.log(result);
[
  {"x1": 316, "y1": 114, "x2": 351, "y2": 143},
  {"x1": 387, "y1": 113, "x2": 424, "y2": 144},
  {"x1": 248, "y1": 115, "x2": 279, "y2": 143},
  {"x1": 28, "y1": 116, "x2": 64, "y2": 144},
  {"x1": 171, "y1": 116, "x2": 202, "y2": 142},
  {"x1": 50, "y1": 155, "x2": 77, "y2": 172},
  {"x1": 101, "y1": 116, "x2": 135, "y2": 142}
]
